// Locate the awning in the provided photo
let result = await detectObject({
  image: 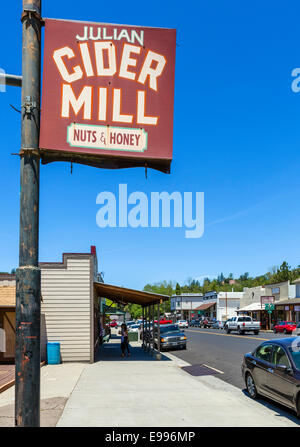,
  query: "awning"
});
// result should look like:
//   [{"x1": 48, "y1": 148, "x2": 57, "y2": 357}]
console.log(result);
[
  {"x1": 274, "y1": 298, "x2": 300, "y2": 306},
  {"x1": 238, "y1": 302, "x2": 264, "y2": 312},
  {"x1": 194, "y1": 302, "x2": 216, "y2": 311},
  {"x1": 94, "y1": 282, "x2": 169, "y2": 306}
]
